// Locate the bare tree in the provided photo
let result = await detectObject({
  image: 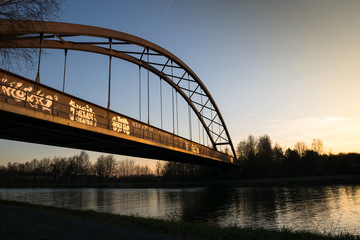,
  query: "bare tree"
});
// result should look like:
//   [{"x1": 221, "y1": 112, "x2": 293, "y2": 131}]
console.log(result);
[
  {"x1": 236, "y1": 135, "x2": 257, "y2": 162},
  {"x1": 118, "y1": 159, "x2": 135, "y2": 177},
  {"x1": 51, "y1": 156, "x2": 68, "y2": 182},
  {"x1": 0, "y1": 0, "x2": 64, "y2": 71},
  {"x1": 294, "y1": 142, "x2": 308, "y2": 158},
  {"x1": 38, "y1": 157, "x2": 51, "y2": 175},
  {"x1": 75, "y1": 151, "x2": 91, "y2": 176},
  {"x1": 139, "y1": 165, "x2": 152, "y2": 176},
  {"x1": 103, "y1": 155, "x2": 117, "y2": 178},
  {"x1": 0, "y1": 0, "x2": 62, "y2": 20},
  {"x1": 273, "y1": 143, "x2": 284, "y2": 162},
  {"x1": 155, "y1": 161, "x2": 163, "y2": 177},
  {"x1": 236, "y1": 140, "x2": 247, "y2": 161},
  {"x1": 311, "y1": 139, "x2": 324, "y2": 154},
  {"x1": 256, "y1": 135, "x2": 272, "y2": 158},
  {"x1": 134, "y1": 165, "x2": 152, "y2": 177},
  {"x1": 94, "y1": 156, "x2": 106, "y2": 180}
]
